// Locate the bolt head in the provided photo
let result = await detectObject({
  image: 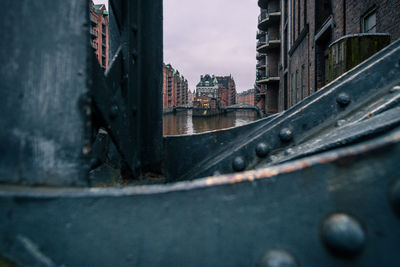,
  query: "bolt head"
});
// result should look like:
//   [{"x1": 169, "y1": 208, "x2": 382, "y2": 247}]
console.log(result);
[
  {"x1": 337, "y1": 93, "x2": 351, "y2": 107},
  {"x1": 284, "y1": 148, "x2": 294, "y2": 156},
  {"x1": 321, "y1": 213, "x2": 366, "y2": 257},
  {"x1": 390, "y1": 179, "x2": 400, "y2": 215},
  {"x1": 256, "y1": 143, "x2": 270, "y2": 158},
  {"x1": 232, "y1": 156, "x2": 246, "y2": 172},
  {"x1": 279, "y1": 128, "x2": 293, "y2": 142},
  {"x1": 258, "y1": 250, "x2": 298, "y2": 267},
  {"x1": 336, "y1": 120, "x2": 347, "y2": 127}
]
